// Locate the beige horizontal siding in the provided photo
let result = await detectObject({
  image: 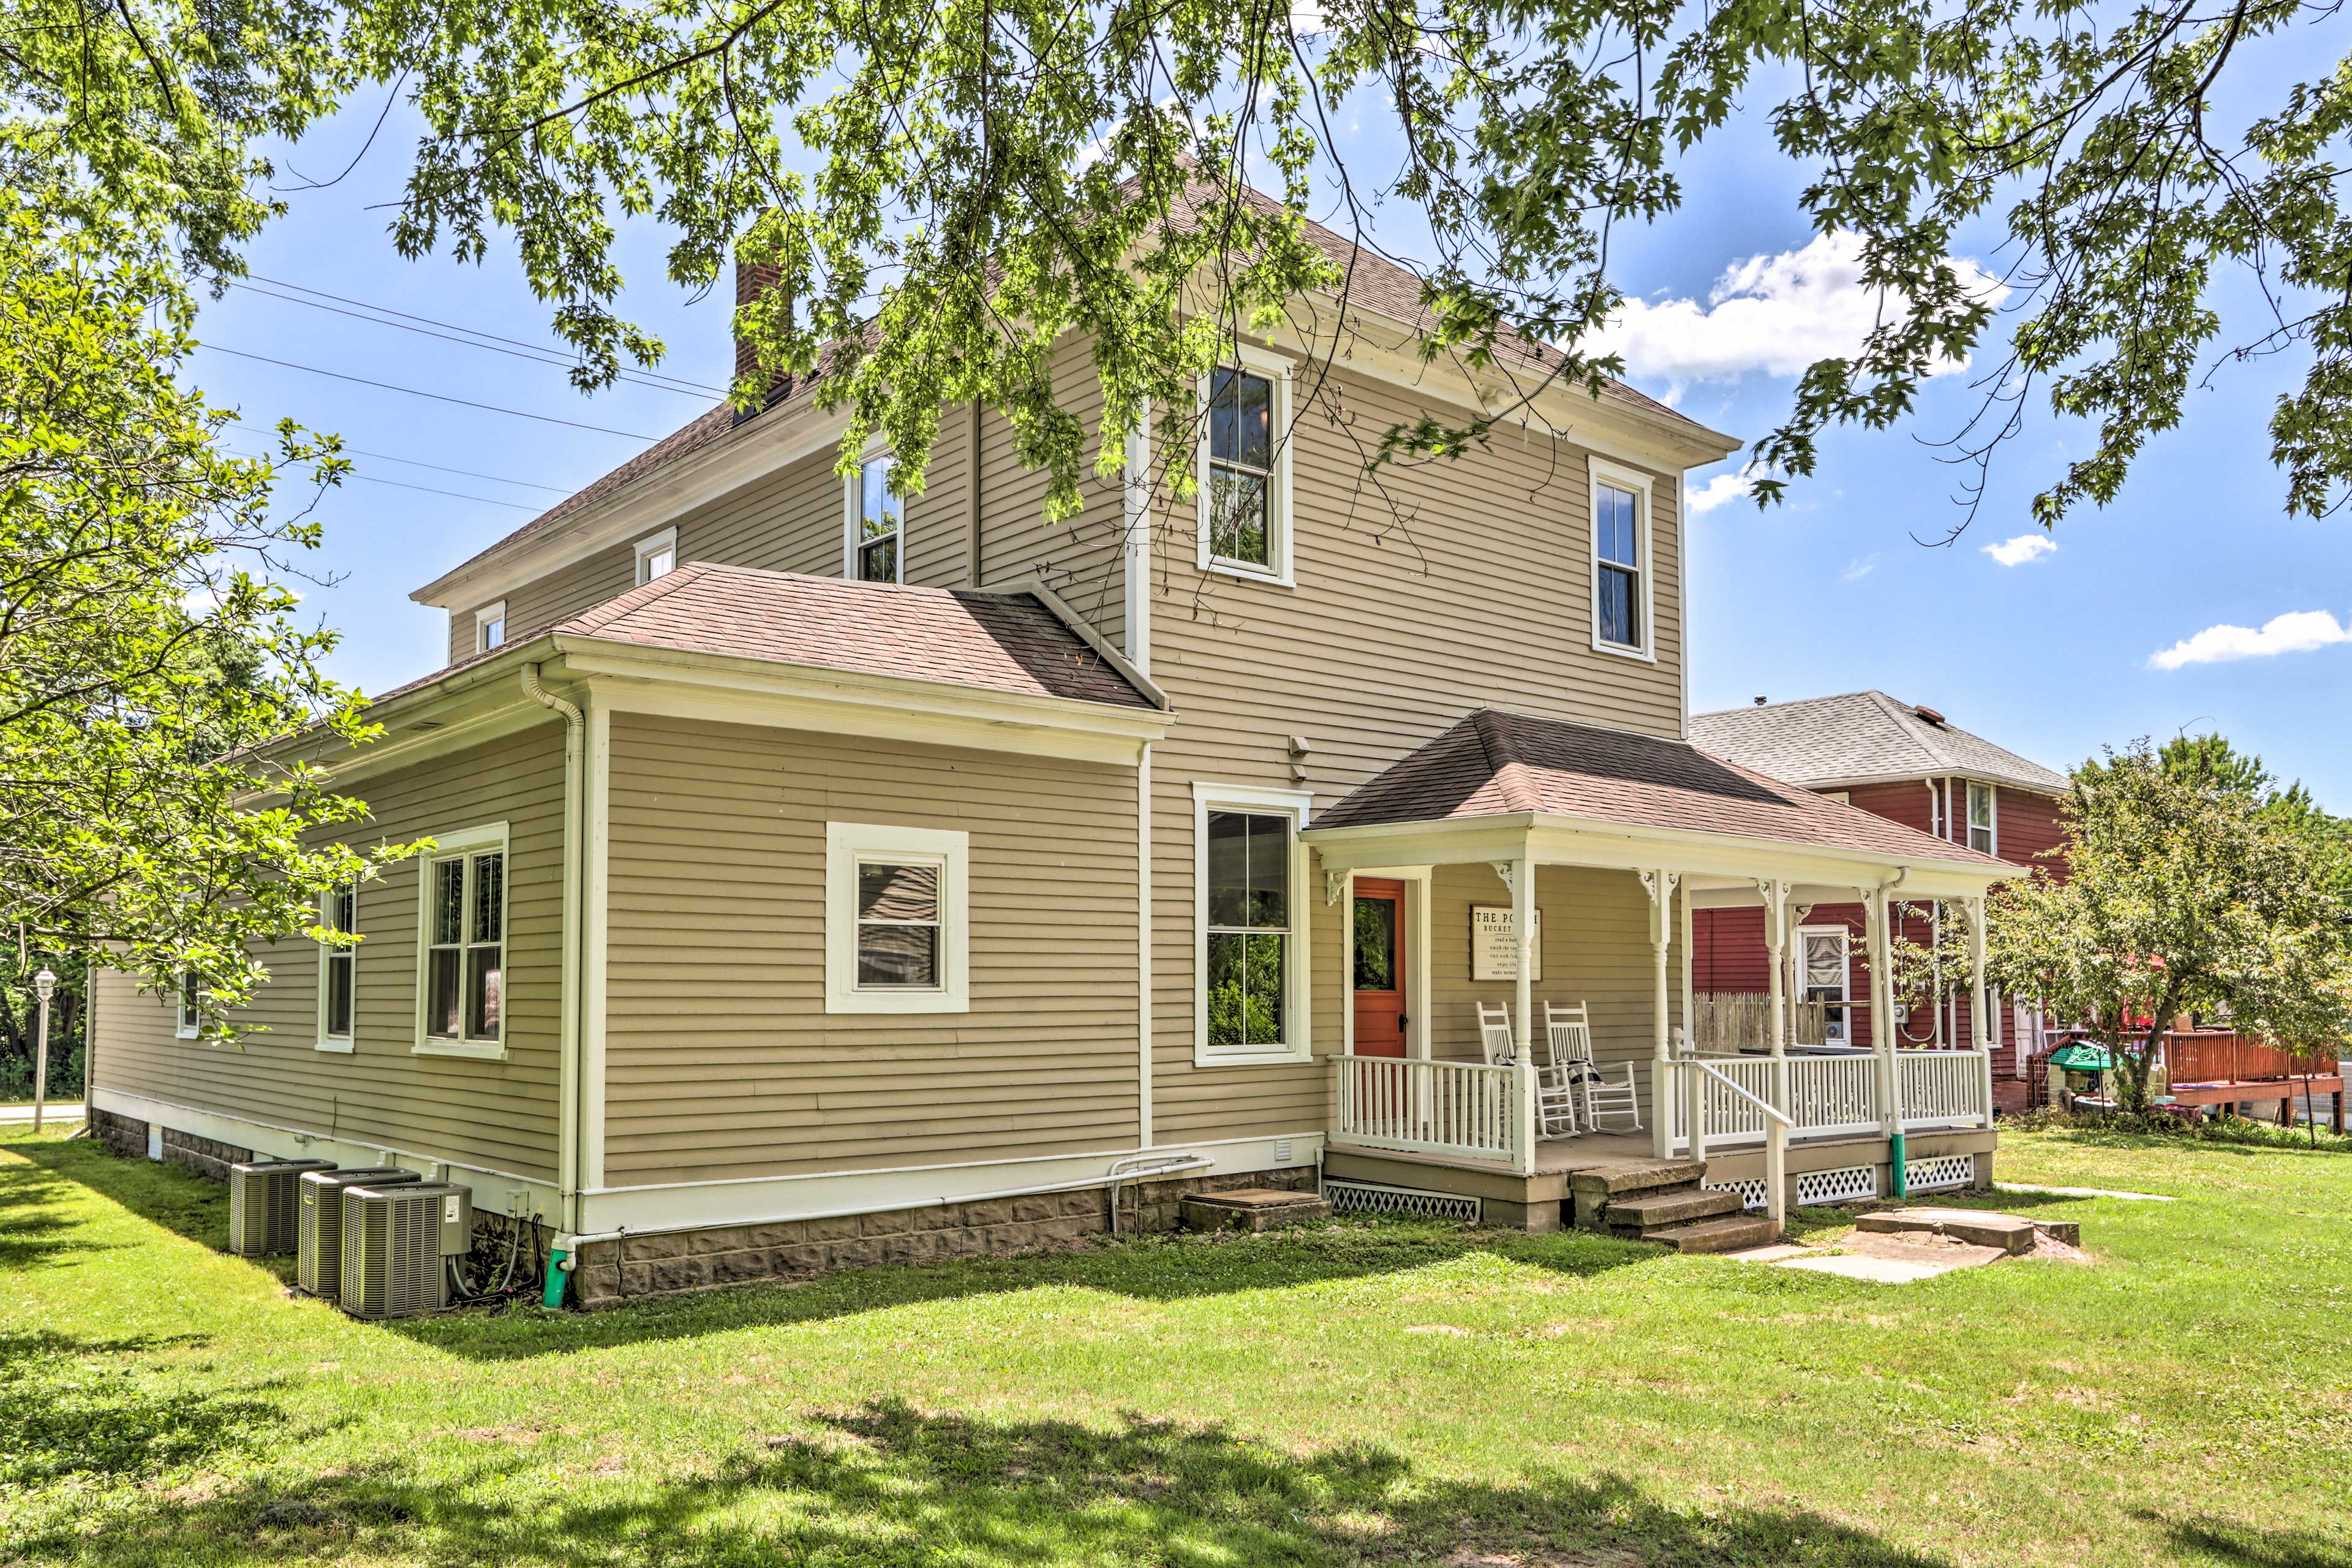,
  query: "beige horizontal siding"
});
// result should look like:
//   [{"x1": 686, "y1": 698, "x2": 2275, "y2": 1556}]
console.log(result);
[
  {"x1": 599, "y1": 712, "x2": 1142, "y2": 1185},
  {"x1": 91, "y1": 720, "x2": 570, "y2": 1180}
]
